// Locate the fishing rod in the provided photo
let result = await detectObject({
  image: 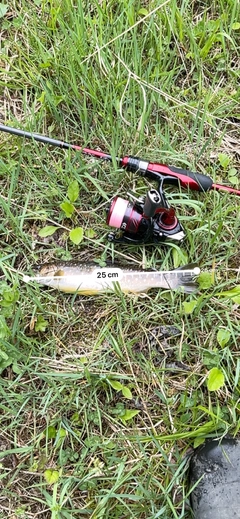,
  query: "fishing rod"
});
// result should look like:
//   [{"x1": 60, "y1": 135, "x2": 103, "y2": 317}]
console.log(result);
[
  {"x1": 1, "y1": 123, "x2": 240, "y2": 195},
  {"x1": 0, "y1": 123, "x2": 239, "y2": 247}
]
